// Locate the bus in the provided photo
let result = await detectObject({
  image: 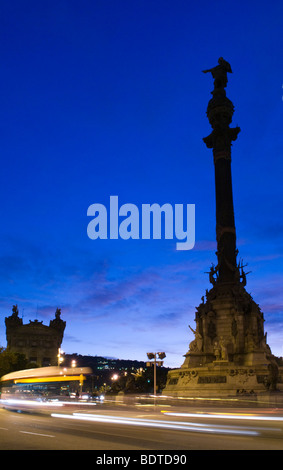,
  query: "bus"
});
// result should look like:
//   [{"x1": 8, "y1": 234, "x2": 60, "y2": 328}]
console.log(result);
[{"x1": 0, "y1": 366, "x2": 93, "y2": 409}]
